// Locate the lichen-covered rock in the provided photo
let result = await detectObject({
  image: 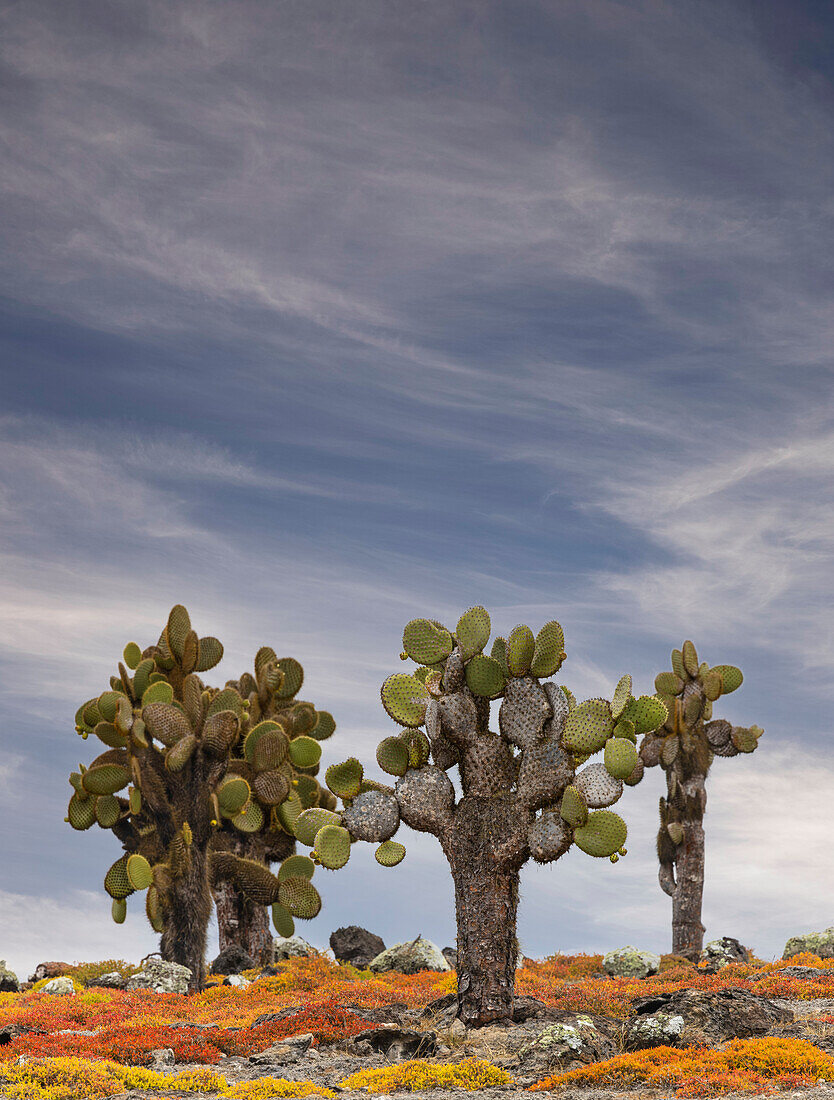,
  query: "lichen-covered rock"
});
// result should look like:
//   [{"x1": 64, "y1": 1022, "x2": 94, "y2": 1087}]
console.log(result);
[
  {"x1": 700, "y1": 936, "x2": 750, "y2": 967},
  {"x1": 41, "y1": 976, "x2": 75, "y2": 995},
  {"x1": 271, "y1": 935, "x2": 317, "y2": 962},
  {"x1": 88, "y1": 970, "x2": 126, "y2": 989},
  {"x1": 0, "y1": 960, "x2": 20, "y2": 993},
  {"x1": 125, "y1": 958, "x2": 191, "y2": 995},
  {"x1": 783, "y1": 926, "x2": 834, "y2": 960},
  {"x1": 223, "y1": 974, "x2": 252, "y2": 988},
  {"x1": 602, "y1": 946, "x2": 660, "y2": 978},
  {"x1": 624, "y1": 1011, "x2": 685, "y2": 1049},
  {"x1": 630, "y1": 987, "x2": 793, "y2": 1045},
  {"x1": 369, "y1": 935, "x2": 450, "y2": 974},
  {"x1": 509, "y1": 1014, "x2": 618, "y2": 1078}
]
